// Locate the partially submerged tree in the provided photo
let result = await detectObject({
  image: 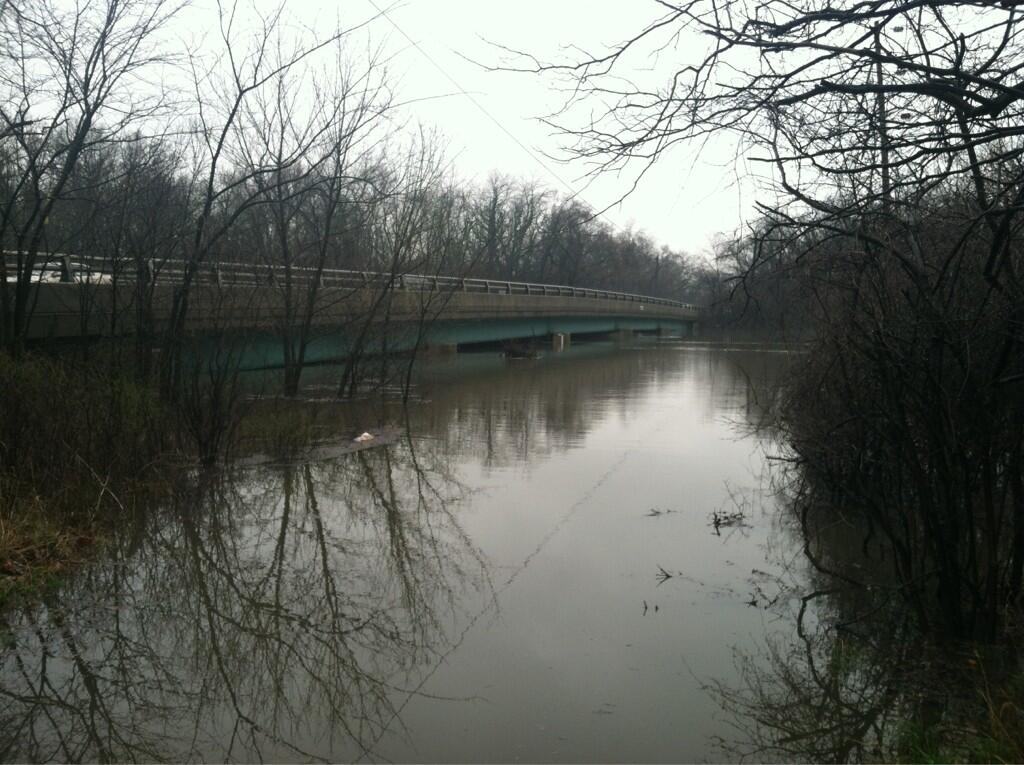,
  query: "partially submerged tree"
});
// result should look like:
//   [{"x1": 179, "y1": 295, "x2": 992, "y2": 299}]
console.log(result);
[
  {"x1": 233, "y1": 32, "x2": 394, "y2": 395},
  {"x1": 510, "y1": 2, "x2": 1024, "y2": 640},
  {"x1": 156, "y1": 1, "x2": 366, "y2": 399}
]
